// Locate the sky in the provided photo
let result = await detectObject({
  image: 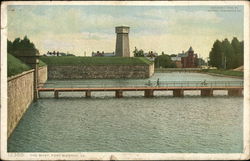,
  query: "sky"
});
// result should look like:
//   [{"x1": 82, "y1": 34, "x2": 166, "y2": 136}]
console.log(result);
[{"x1": 7, "y1": 5, "x2": 244, "y2": 58}]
